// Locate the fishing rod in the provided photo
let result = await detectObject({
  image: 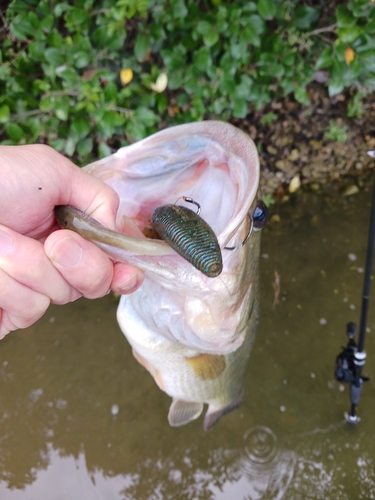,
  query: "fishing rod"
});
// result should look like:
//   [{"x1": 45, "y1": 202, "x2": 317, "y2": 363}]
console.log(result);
[{"x1": 334, "y1": 150, "x2": 375, "y2": 423}]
